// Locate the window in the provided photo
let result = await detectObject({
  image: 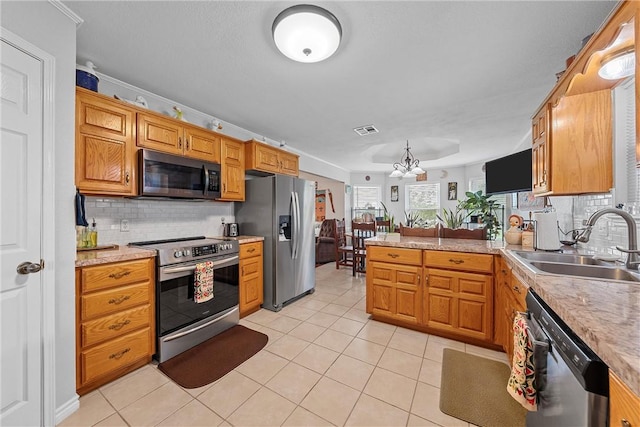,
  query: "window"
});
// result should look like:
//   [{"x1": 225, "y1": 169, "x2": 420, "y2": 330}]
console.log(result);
[
  {"x1": 353, "y1": 186, "x2": 381, "y2": 221},
  {"x1": 405, "y1": 183, "x2": 440, "y2": 226}
]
